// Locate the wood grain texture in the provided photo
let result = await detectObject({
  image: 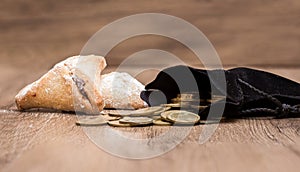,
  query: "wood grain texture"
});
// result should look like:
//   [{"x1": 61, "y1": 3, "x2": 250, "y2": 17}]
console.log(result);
[
  {"x1": 3, "y1": 141, "x2": 300, "y2": 172},
  {"x1": 0, "y1": 104, "x2": 300, "y2": 171}
]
